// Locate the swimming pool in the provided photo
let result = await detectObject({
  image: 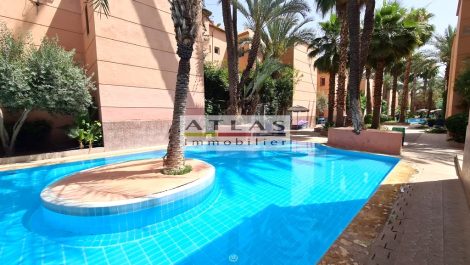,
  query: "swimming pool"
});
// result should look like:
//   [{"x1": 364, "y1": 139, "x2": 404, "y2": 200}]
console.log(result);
[
  {"x1": 407, "y1": 118, "x2": 427, "y2": 125},
  {"x1": 0, "y1": 143, "x2": 399, "y2": 264}
]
